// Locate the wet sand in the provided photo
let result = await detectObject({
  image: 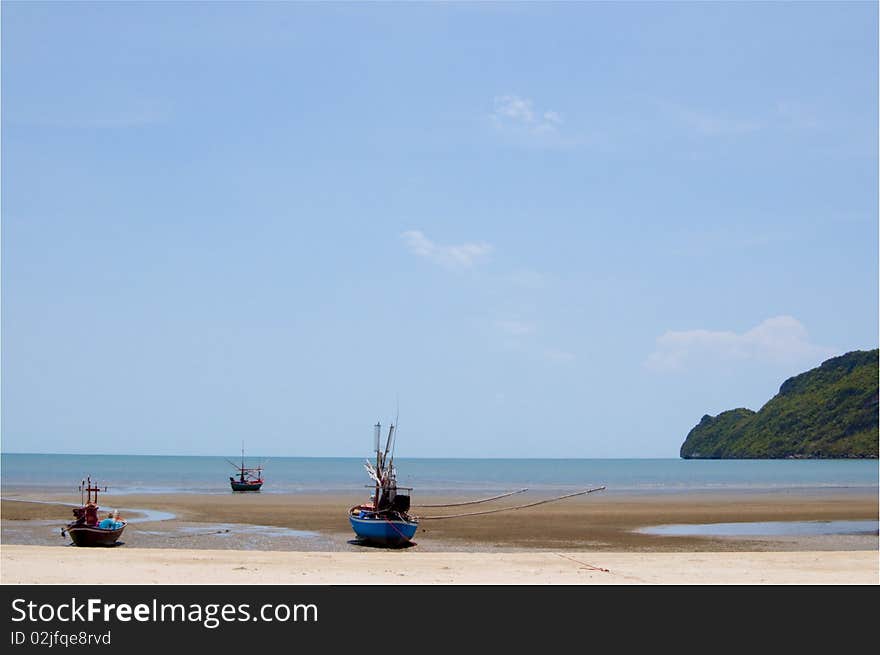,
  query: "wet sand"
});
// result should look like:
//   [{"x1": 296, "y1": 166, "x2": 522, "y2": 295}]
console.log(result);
[
  {"x1": 3, "y1": 488, "x2": 877, "y2": 584},
  {"x1": 2, "y1": 488, "x2": 878, "y2": 553}
]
